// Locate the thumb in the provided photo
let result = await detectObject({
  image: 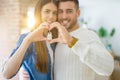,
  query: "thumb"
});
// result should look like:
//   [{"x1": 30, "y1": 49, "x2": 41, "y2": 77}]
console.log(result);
[{"x1": 49, "y1": 38, "x2": 59, "y2": 44}]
